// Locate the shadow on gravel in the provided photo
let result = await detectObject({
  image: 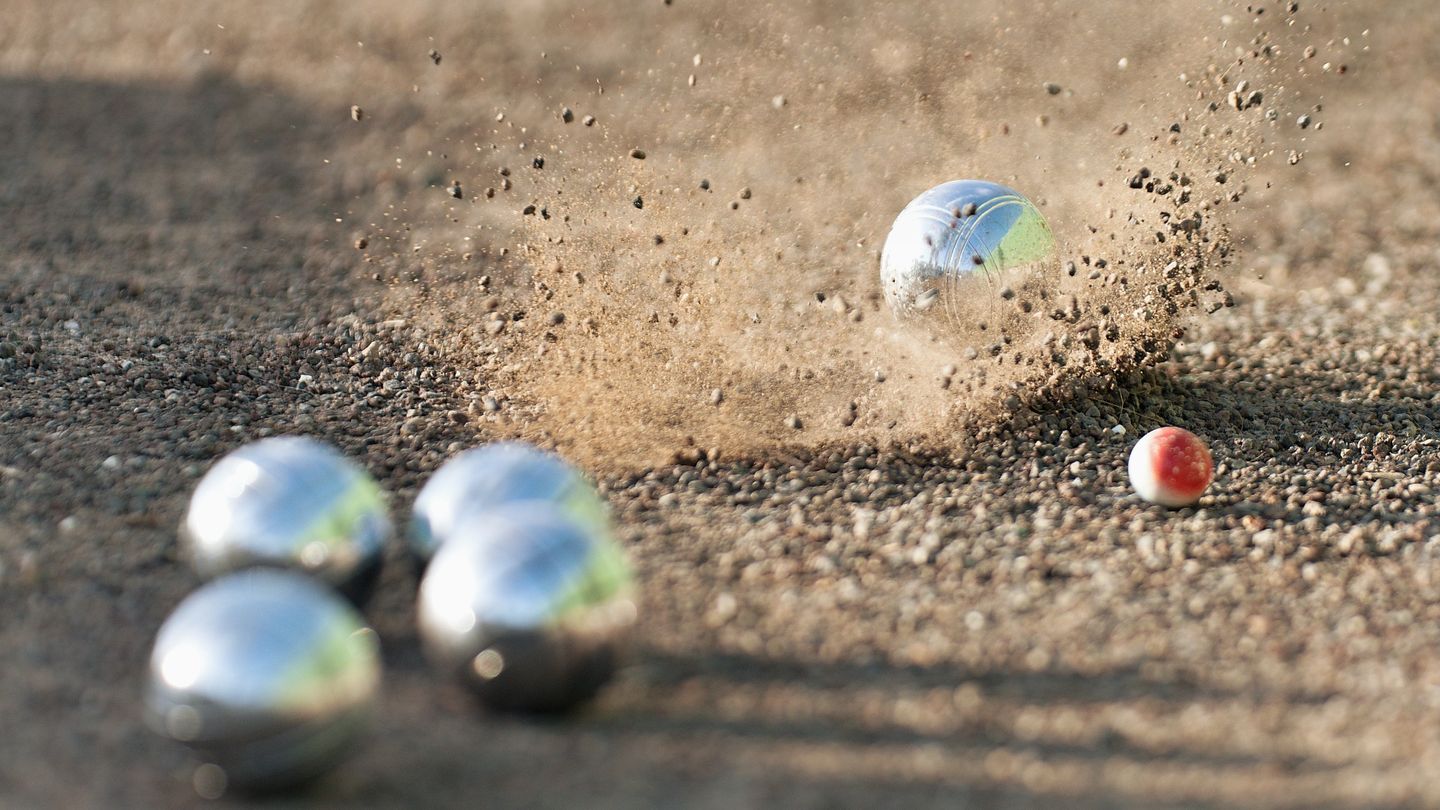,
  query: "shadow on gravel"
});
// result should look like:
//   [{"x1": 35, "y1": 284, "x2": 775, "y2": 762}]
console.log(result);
[
  {"x1": 637, "y1": 649, "x2": 1330, "y2": 707},
  {"x1": 0, "y1": 72, "x2": 424, "y2": 315},
  {"x1": 618, "y1": 651, "x2": 1328, "y2": 763},
  {"x1": 1129, "y1": 371, "x2": 1438, "y2": 452},
  {"x1": 355, "y1": 647, "x2": 1338, "y2": 810}
]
